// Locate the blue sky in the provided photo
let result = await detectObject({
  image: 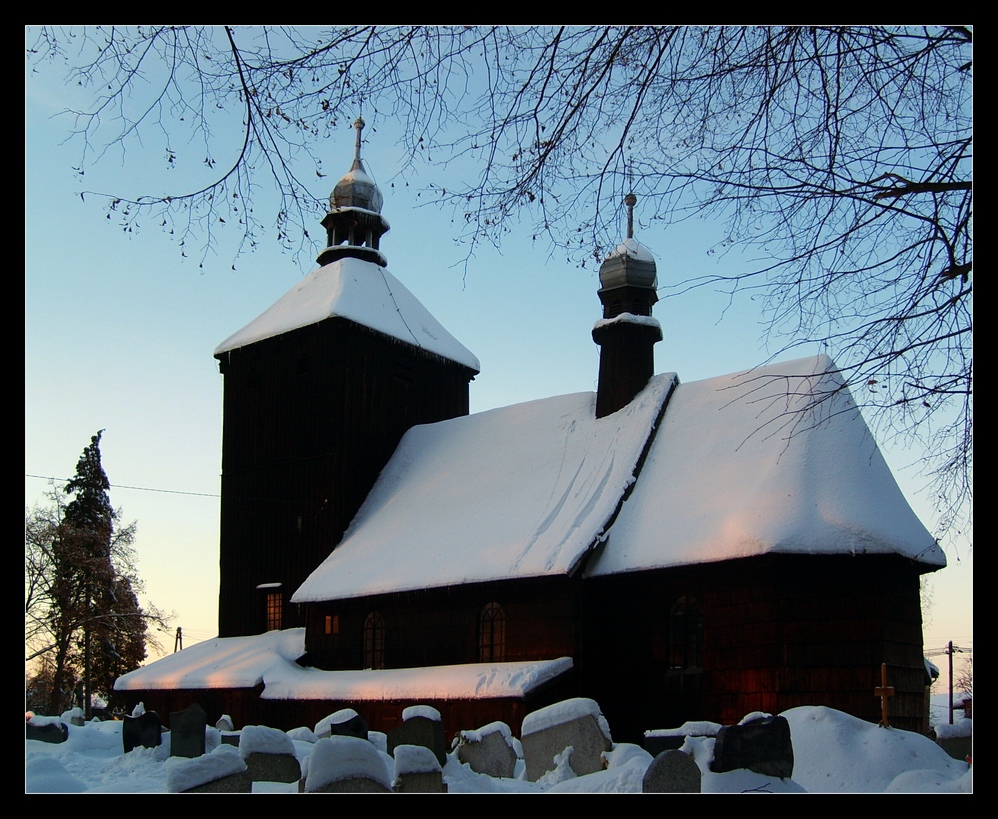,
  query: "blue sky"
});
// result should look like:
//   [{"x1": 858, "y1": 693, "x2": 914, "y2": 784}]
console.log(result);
[{"x1": 25, "y1": 31, "x2": 971, "y2": 681}]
